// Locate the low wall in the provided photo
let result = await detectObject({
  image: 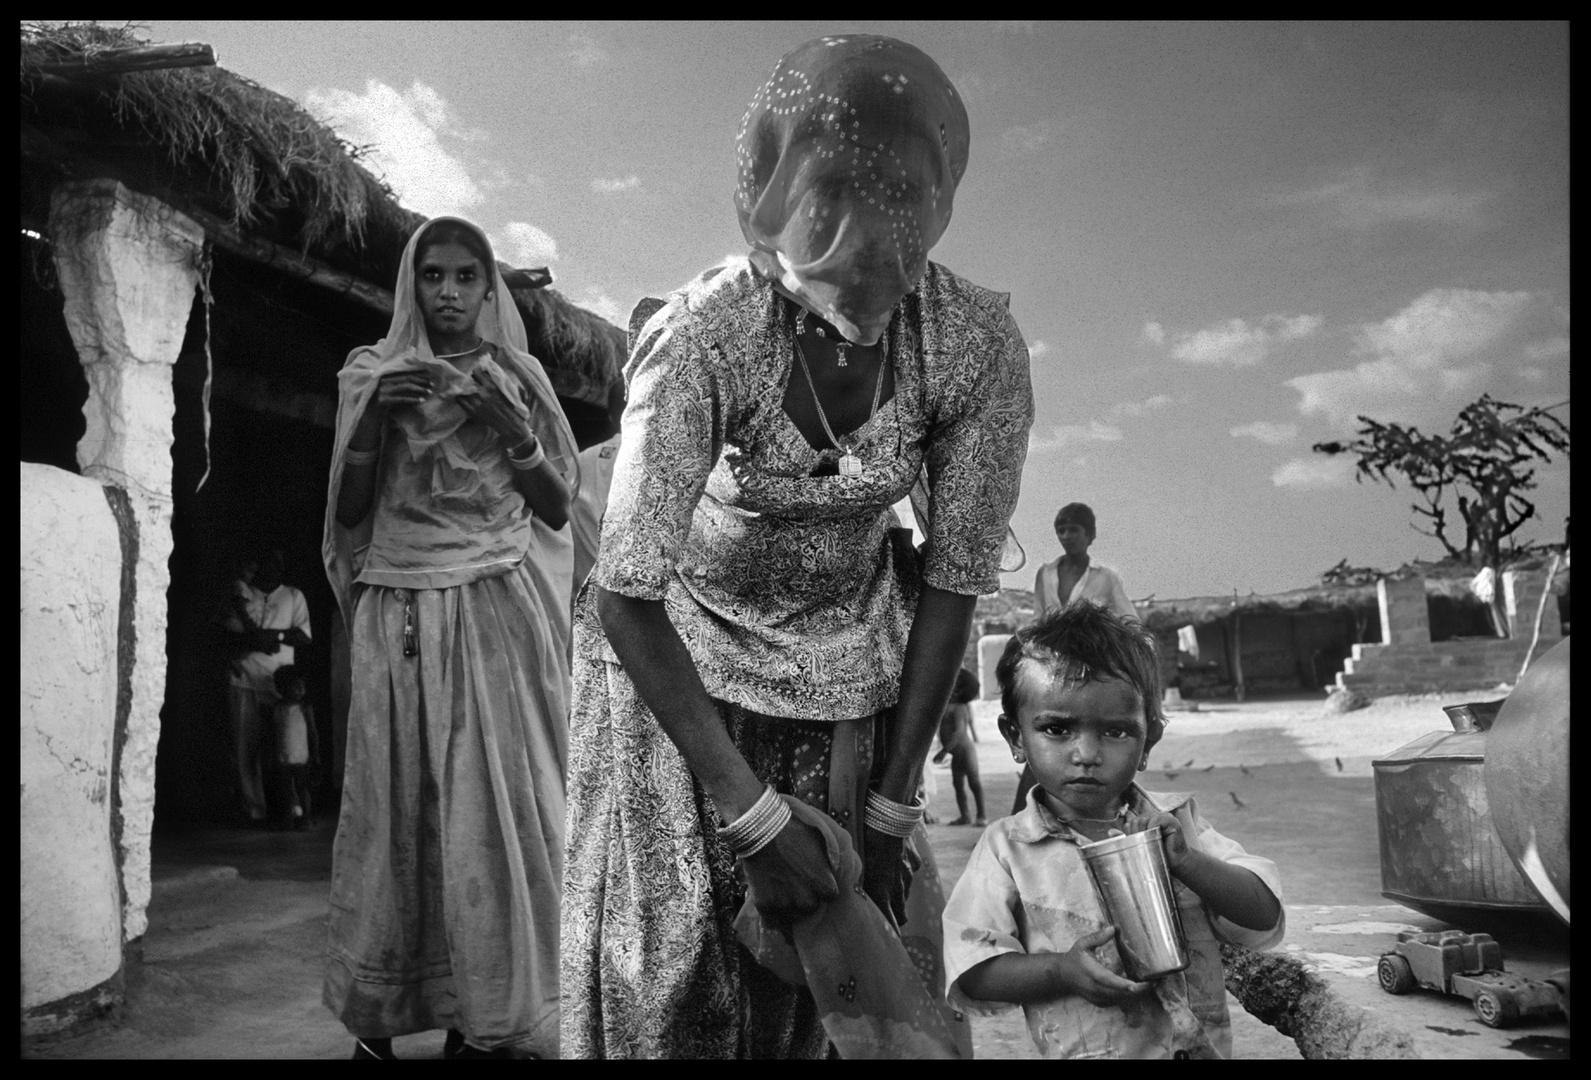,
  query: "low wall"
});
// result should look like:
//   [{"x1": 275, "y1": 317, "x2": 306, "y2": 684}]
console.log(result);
[{"x1": 20, "y1": 463, "x2": 130, "y2": 1035}]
